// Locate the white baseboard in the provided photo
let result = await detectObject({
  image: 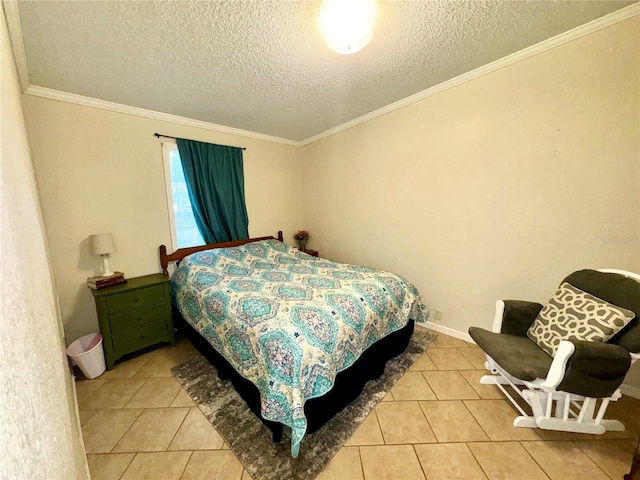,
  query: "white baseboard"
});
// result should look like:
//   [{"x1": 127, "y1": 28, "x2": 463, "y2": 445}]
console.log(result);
[
  {"x1": 621, "y1": 383, "x2": 640, "y2": 400},
  {"x1": 417, "y1": 321, "x2": 475, "y2": 344}
]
